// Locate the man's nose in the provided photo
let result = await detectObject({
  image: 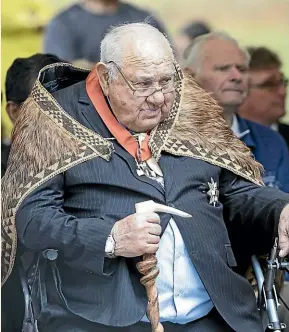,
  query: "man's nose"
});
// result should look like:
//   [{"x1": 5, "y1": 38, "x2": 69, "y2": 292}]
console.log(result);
[
  {"x1": 147, "y1": 89, "x2": 165, "y2": 105},
  {"x1": 229, "y1": 67, "x2": 242, "y2": 82}
]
